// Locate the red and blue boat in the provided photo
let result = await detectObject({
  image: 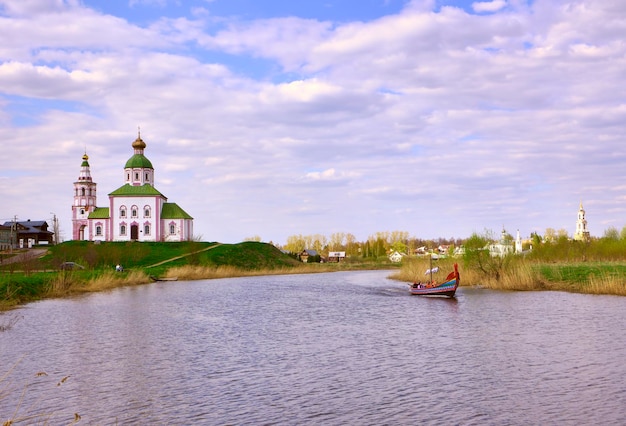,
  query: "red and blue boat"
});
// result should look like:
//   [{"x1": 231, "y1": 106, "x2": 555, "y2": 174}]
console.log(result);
[{"x1": 409, "y1": 263, "x2": 460, "y2": 297}]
